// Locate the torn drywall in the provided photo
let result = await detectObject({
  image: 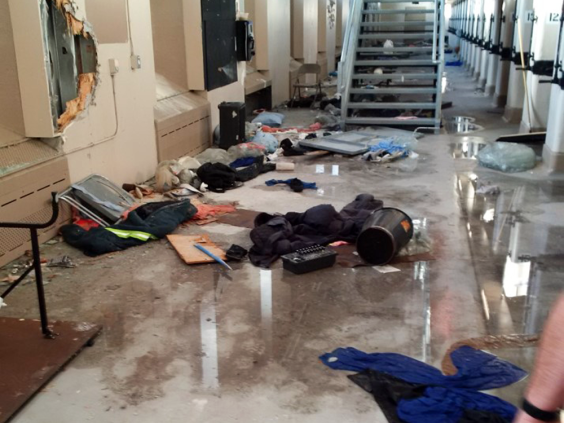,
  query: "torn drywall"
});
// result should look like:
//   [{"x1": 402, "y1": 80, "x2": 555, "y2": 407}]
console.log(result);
[
  {"x1": 51, "y1": 0, "x2": 99, "y2": 132},
  {"x1": 57, "y1": 72, "x2": 96, "y2": 130}
]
